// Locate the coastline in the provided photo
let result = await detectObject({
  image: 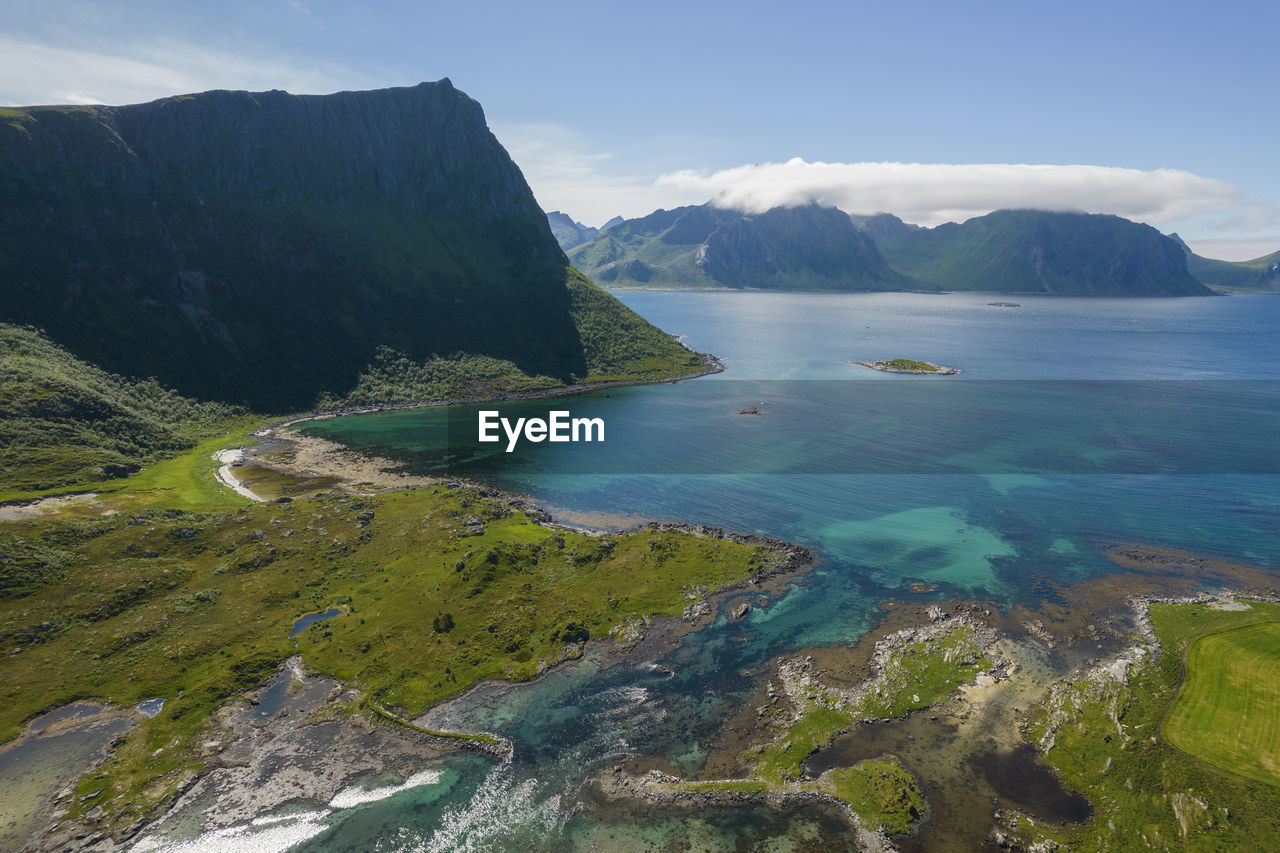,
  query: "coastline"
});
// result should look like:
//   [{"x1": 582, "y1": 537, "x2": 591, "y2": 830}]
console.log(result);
[
  {"x1": 21, "y1": 437, "x2": 817, "y2": 851},
  {"x1": 585, "y1": 546, "x2": 1280, "y2": 849},
  {"x1": 16, "y1": 539, "x2": 1280, "y2": 851},
  {"x1": 254, "y1": 350, "x2": 724, "y2": 438},
  {"x1": 104, "y1": 517, "x2": 815, "y2": 852},
  {"x1": 18, "y1": 325, "x2": 1280, "y2": 850},
  {"x1": 210, "y1": 350, "x2": 725, "y2": 503},
  {"x1": 211, "y1": 449, "x2": 266, "y2": 502}
]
